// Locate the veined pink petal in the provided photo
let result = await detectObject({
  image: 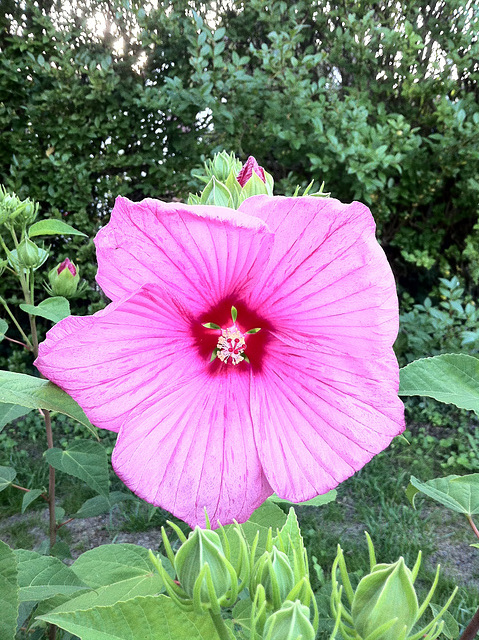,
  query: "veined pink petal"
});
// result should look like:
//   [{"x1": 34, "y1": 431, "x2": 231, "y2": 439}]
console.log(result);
[
  {"x1": 251, "y1": 338, "x2": 404, "y2": 501},
  {"x1": 240, "y1": 196, "x2": 398, "y2": 354},
  {"x1": 112, "y1": 366, "x2": 272, "y2": 528},
  {"x1": 35, "y1": 284, "x2": 204, "y2": 433},
  {"x1": 95, "y1": 196, "x2": 273, "y2": 310}
]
